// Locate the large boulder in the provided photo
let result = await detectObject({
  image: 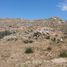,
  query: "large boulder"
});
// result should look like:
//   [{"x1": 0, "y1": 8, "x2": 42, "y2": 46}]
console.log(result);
[
  {"x1": 2, "y1": 35, "x2": 17, "y2": 41},
  {"x1": 32, "y1": 31, "x2": 41, "y2": 39}
]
